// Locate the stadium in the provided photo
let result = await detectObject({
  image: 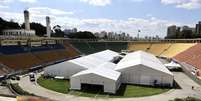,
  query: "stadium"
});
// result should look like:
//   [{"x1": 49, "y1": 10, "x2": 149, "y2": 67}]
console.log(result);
[
  {"x1": 0, "y1": 9, "x2": 201, "y2": 101},
  {"x1": 1, "y1": 37, "x2": 201, "y2": 100}
]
